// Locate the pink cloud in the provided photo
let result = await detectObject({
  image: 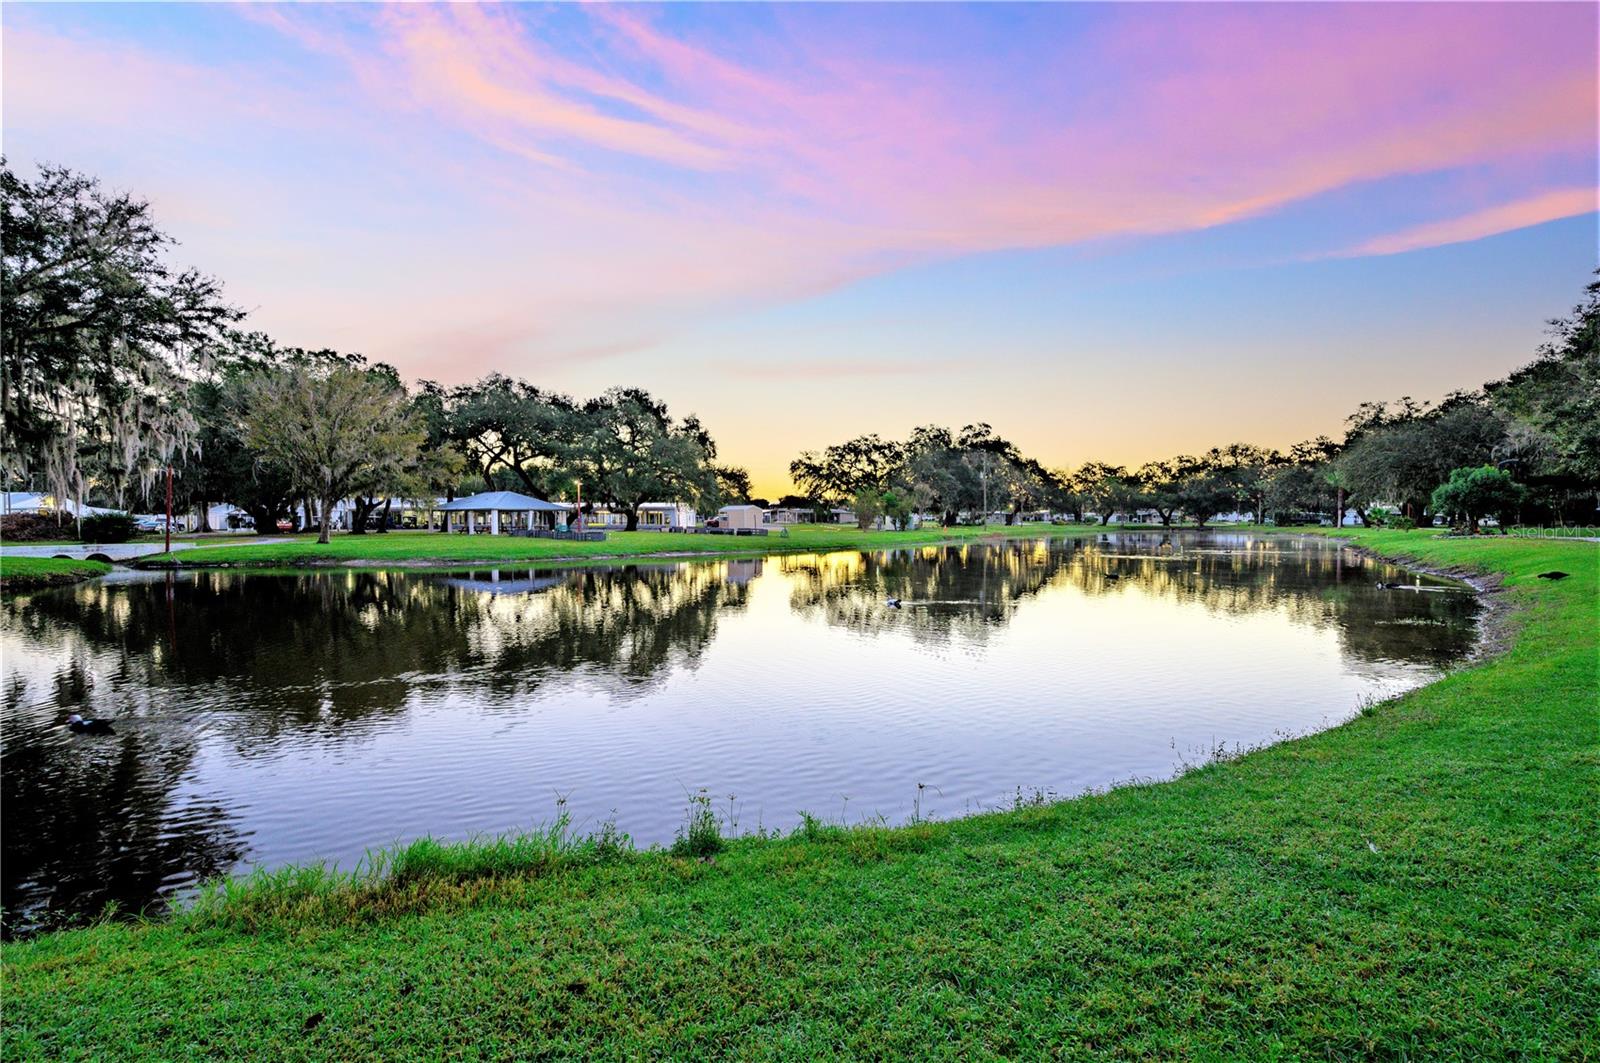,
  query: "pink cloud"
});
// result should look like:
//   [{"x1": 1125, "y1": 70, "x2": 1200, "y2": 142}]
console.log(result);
[
  {"x1": 5, "y1": 3, "x2": 1594, "y2": 384},
  {"x1": 1347, "y1": 188, "x2": 1597, "y2": 257}
]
